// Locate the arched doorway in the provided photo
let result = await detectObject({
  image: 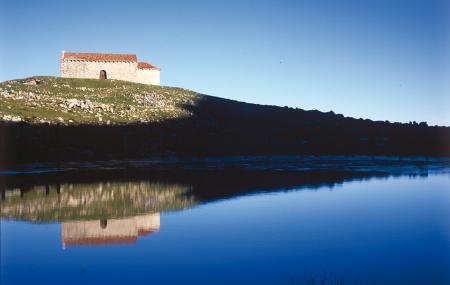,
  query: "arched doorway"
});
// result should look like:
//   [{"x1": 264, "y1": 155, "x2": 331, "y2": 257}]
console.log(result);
[{"x1": 99, "y1": 70, "x2": 107, "y2": 80}]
